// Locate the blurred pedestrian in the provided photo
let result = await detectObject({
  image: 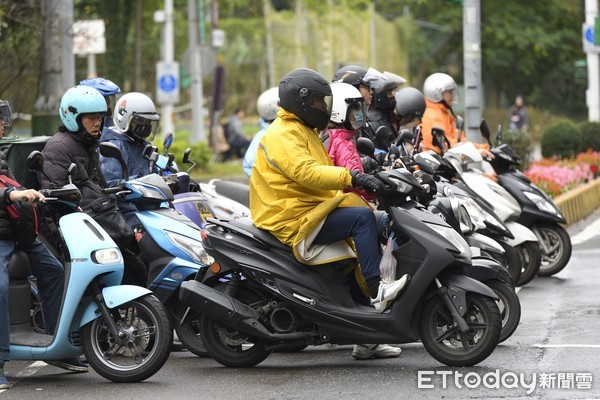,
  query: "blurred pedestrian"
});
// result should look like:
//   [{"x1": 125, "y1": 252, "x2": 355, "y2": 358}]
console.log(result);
[{"x1": 508, "y1": 94, "x2": 529, "y2": 132}]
